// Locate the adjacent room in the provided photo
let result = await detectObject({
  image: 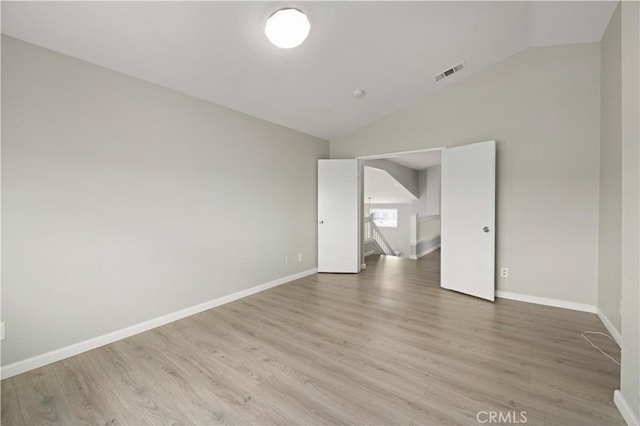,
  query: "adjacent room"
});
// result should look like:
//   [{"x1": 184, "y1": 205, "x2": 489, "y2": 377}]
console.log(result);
[
  {"x1": 1, "y1": 1, "x2": 639, "y2": 425},
  {"x1": 362, "y1": 150, "x2": 442, "y2": 261}
]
